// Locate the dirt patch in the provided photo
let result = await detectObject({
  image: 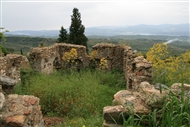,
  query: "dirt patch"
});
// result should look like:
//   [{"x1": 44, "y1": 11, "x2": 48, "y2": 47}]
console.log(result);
[{"x1": 43, "y1": 117, "x2": 64, "y2": 127}]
